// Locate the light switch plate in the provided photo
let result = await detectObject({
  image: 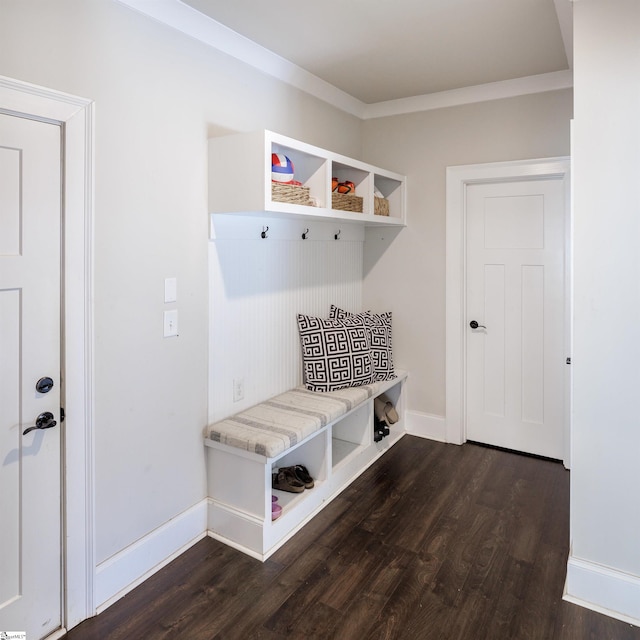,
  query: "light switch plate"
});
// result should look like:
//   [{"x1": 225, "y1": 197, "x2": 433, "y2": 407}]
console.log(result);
[
  {"x1": 164, "y1": 277, "x2": 177, "y2": 303},
  {"x1": 163, "y1": 309, "x2": 178, "y2": 337}
]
